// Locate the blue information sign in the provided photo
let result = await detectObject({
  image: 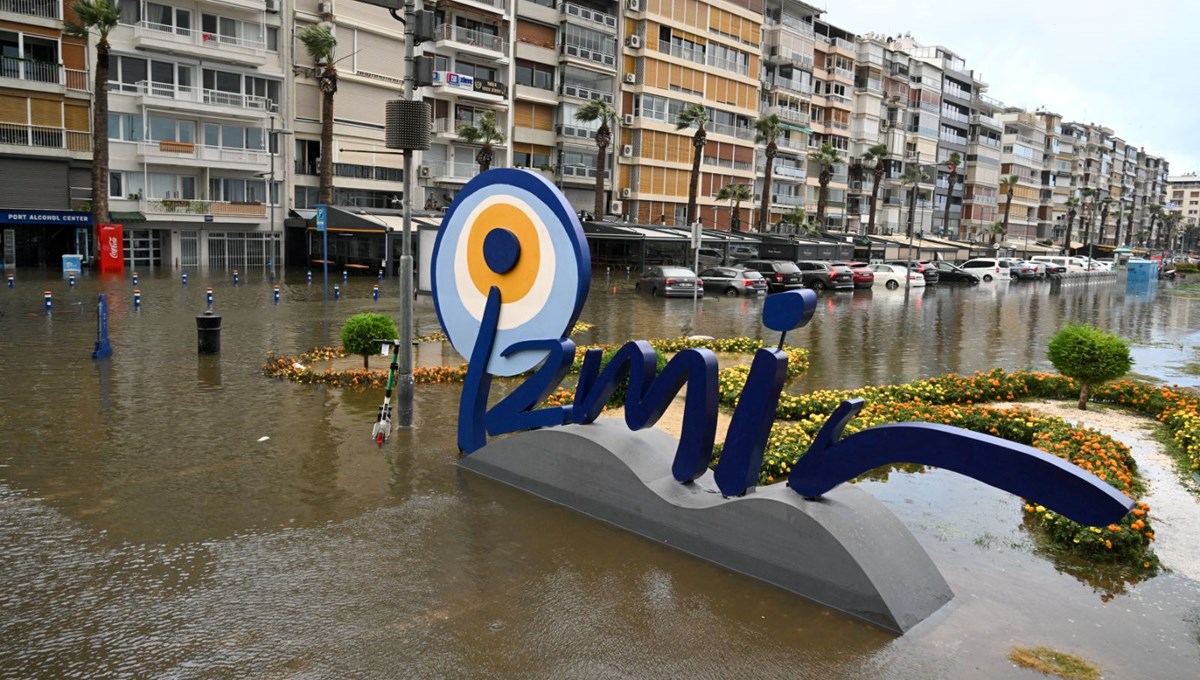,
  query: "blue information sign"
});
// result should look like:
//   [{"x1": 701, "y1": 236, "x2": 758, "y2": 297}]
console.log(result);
[
  {"x1": 315, "y1": 204, "x2": 328, "y2": 232},
  {"x1": 0, "y1": 209, "x2": 91, "y2": 226}
]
